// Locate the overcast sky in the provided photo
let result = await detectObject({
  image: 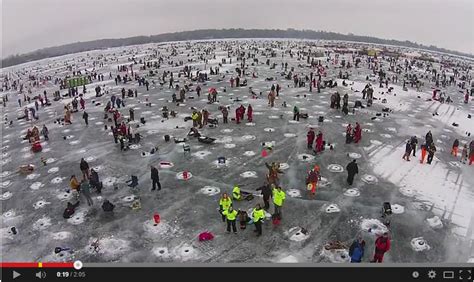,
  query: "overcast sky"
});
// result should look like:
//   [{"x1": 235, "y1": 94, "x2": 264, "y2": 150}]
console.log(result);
[{"x1": 2, "y1": 0, "x2": 473, "y2": 58}]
